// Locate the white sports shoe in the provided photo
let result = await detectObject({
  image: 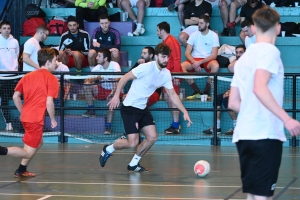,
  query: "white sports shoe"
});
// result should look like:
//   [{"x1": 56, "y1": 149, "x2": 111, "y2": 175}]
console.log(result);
[{"x1": 133, "y1": 25, "x2": 145, "y2": 36}]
